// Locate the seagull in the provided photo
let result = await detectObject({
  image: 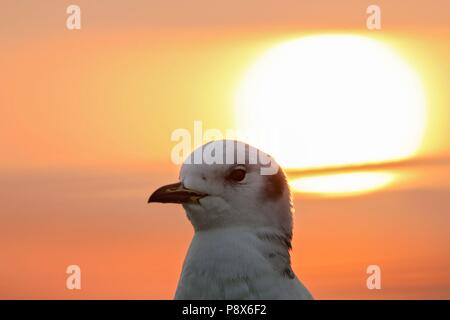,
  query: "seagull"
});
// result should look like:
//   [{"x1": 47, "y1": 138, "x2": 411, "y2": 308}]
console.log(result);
[{"x1": 148, "y1": 140, "x2": 313, "y2": 299}]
